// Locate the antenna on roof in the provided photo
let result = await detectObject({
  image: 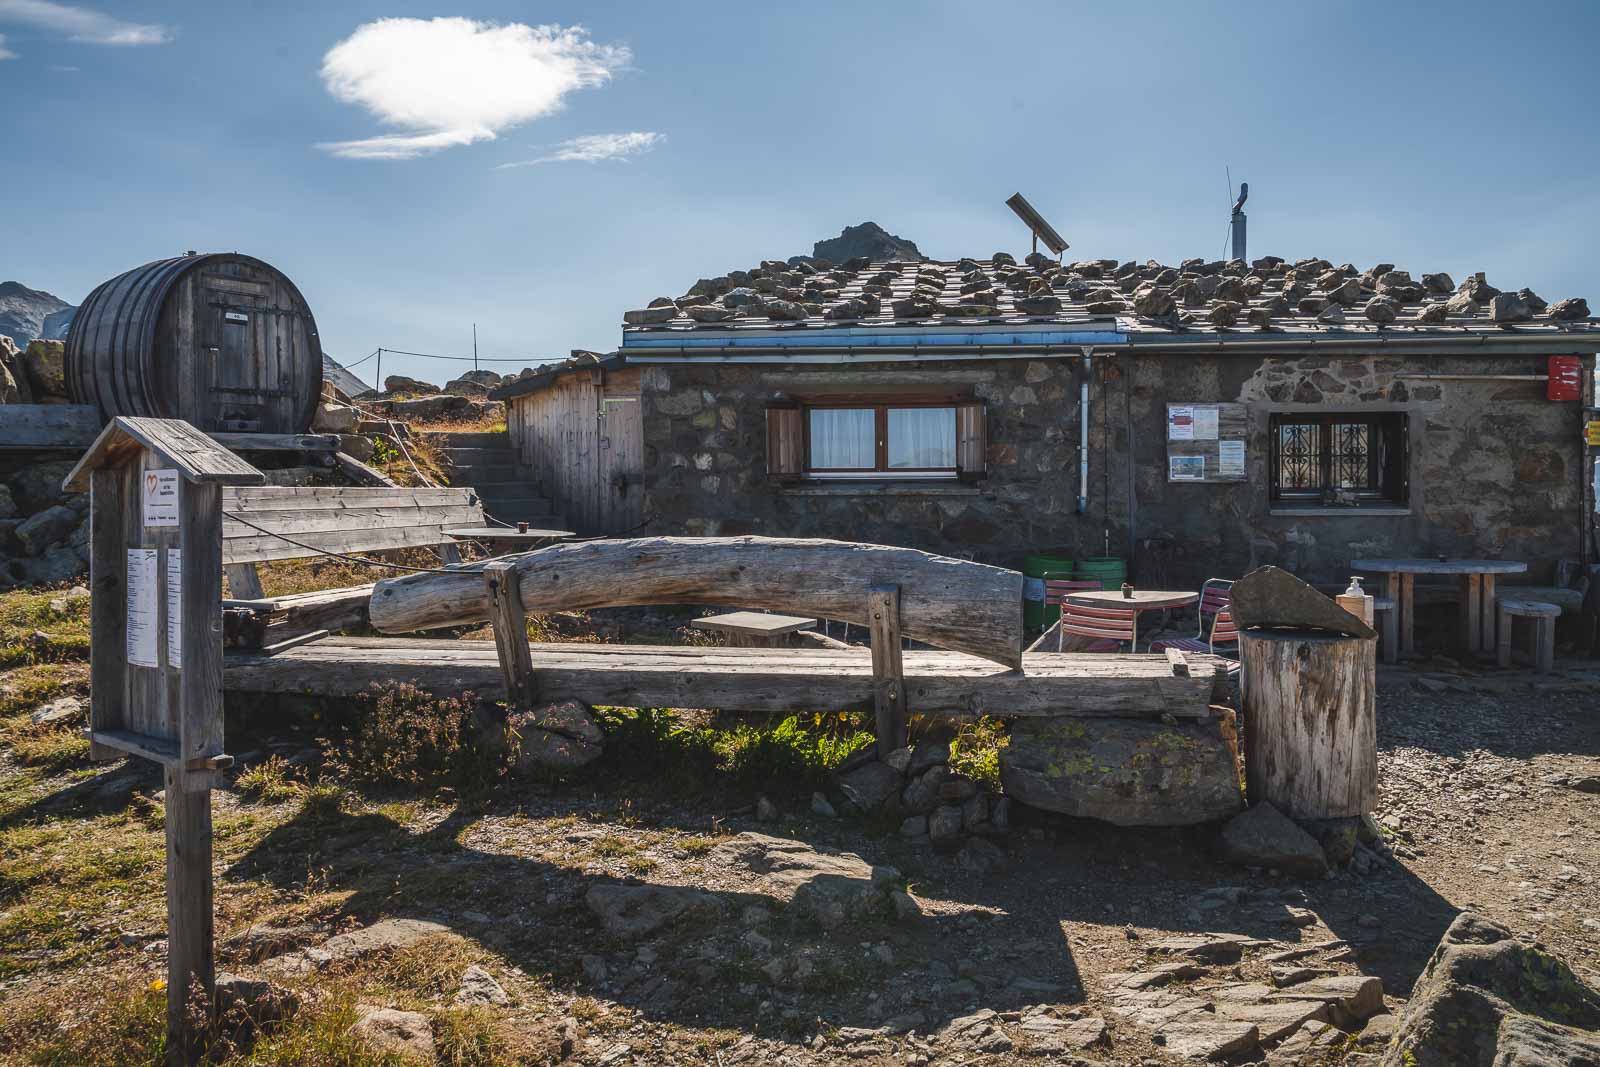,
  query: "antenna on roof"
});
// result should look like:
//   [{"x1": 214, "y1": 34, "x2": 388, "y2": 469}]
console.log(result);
[
  {"x1": 1005, "y1": 192, "x2": 1068, "y2": 259},
  {"x1": 1229, "y1": 177, "x2": 1248, "y2": 263}
]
